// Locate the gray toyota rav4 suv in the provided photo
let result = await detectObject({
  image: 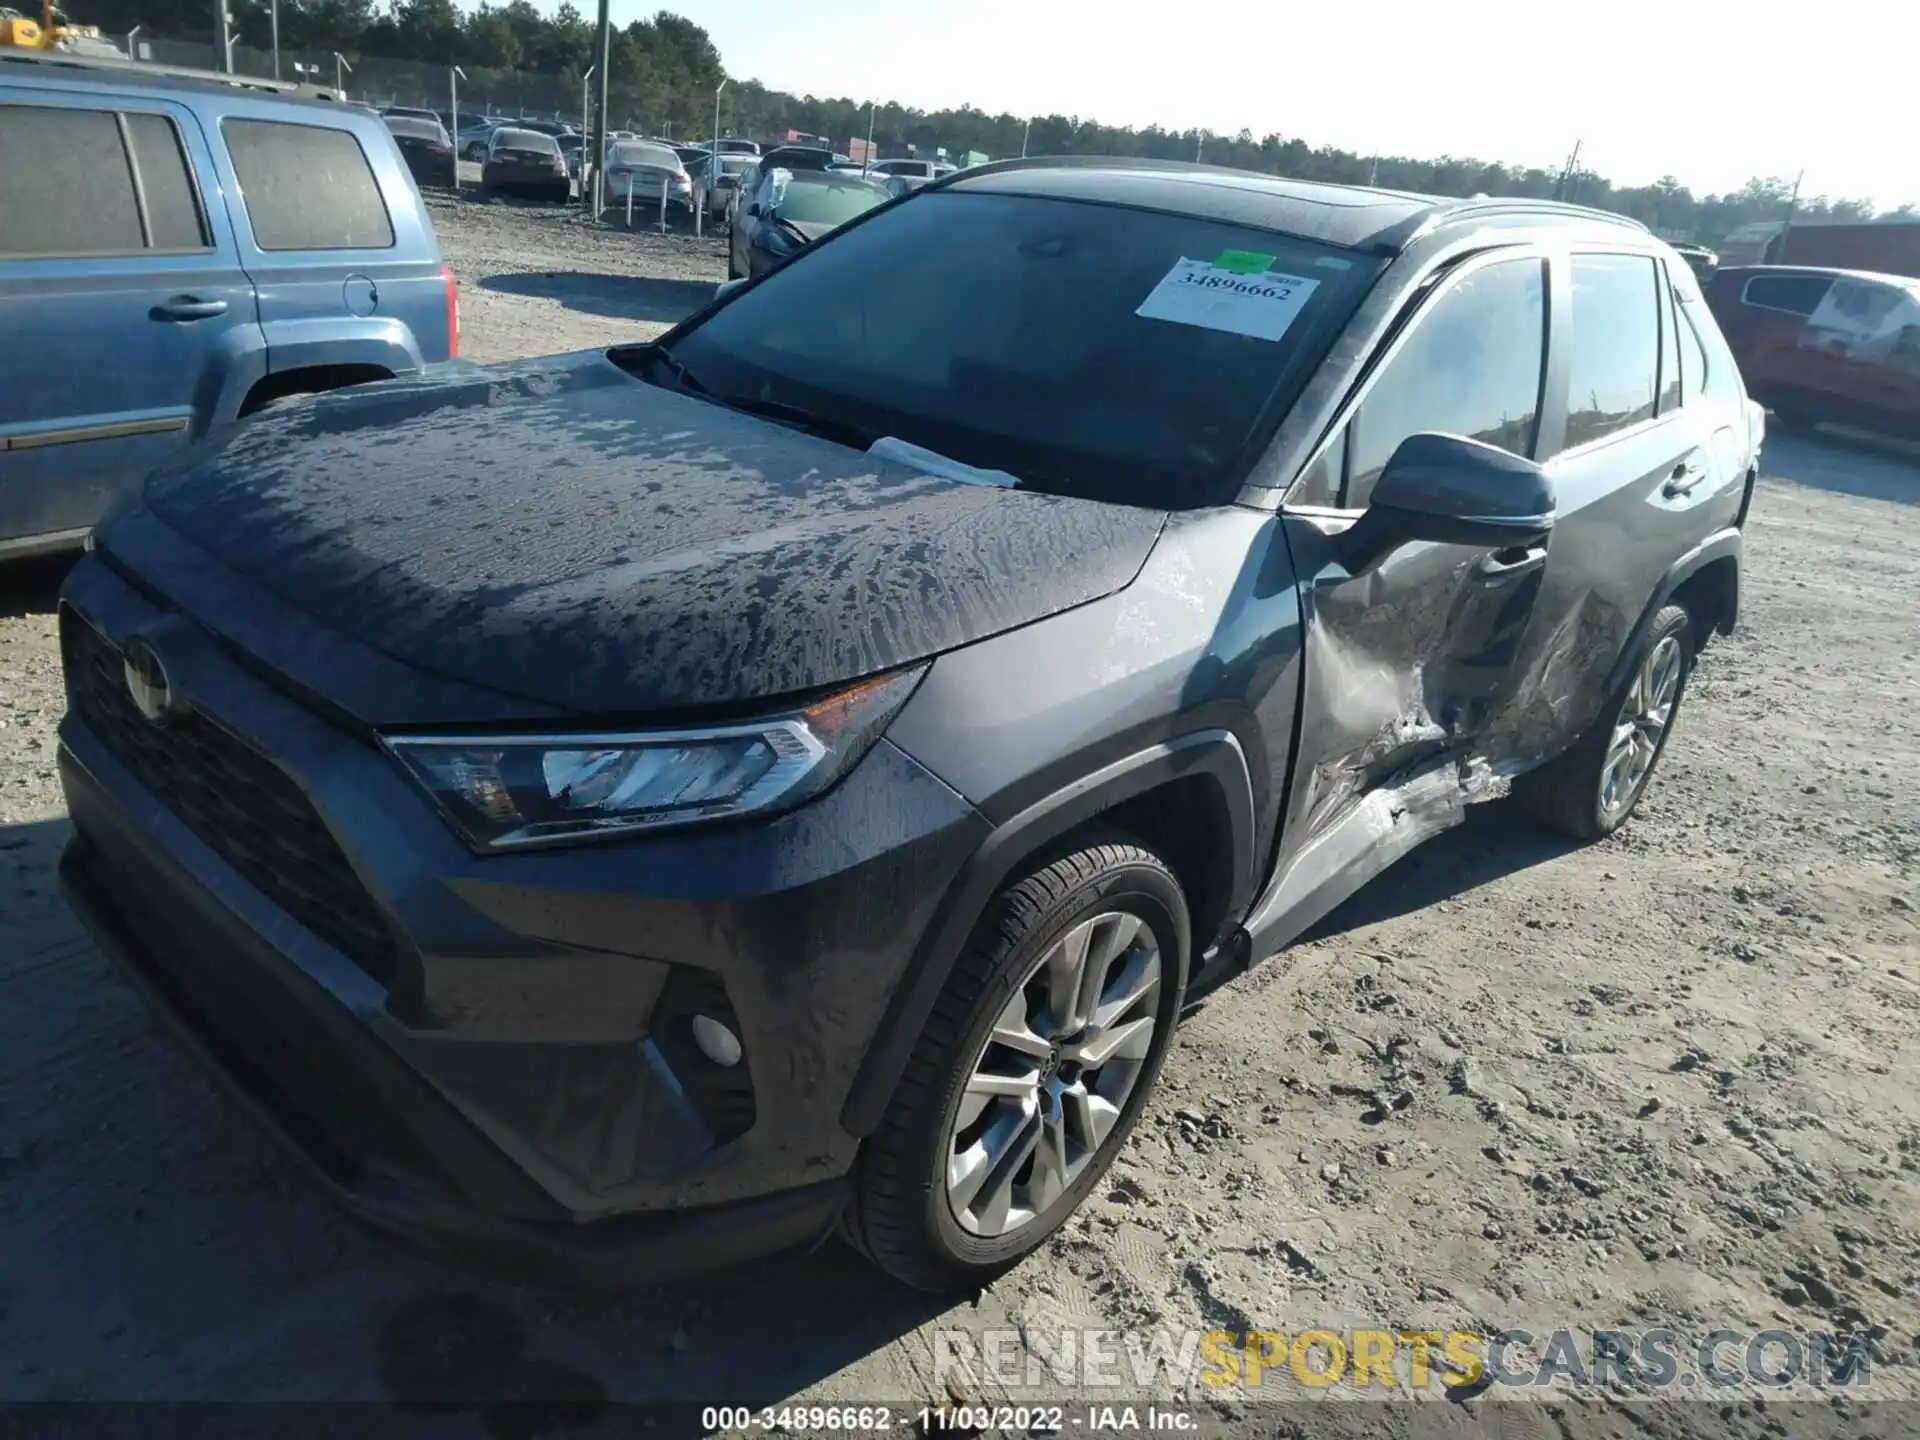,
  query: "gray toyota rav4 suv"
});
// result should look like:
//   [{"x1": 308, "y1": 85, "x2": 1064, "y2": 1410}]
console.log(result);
[{"x1": 56, "y1": 158, "x2": 1762, "y2": 1292}]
